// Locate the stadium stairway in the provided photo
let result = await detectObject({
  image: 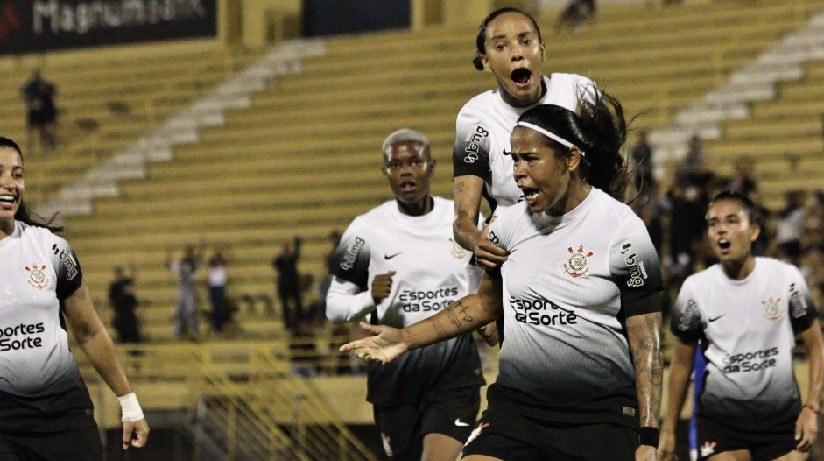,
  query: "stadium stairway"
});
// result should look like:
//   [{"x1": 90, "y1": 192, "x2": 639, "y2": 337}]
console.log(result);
[
  {"x1": 46, "y1": 0, "x2": 824, "y2": 343},
  {"x1": 0, "y1": 45, "x2": 264, "y2": 208},
  {"x1": 34, "y1": 40, "x2": 326, "y2": 218},
  {"x1": 650, "y1": 6, "x2": 824, "y2": 201}
]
